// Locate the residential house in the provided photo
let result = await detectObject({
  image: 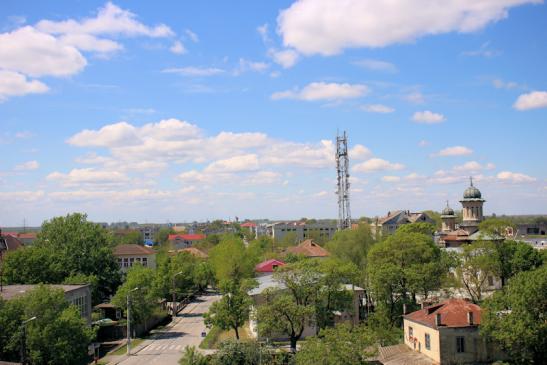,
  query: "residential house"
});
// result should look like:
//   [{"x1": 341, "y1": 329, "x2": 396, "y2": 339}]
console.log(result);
[
  {"x1": 168, "y1": 234, "x2": 206, "y2": 249},
  {"x1": 401, "y1": 299, "x2": 504, "y2": 364},
  {"x1": 266, "y1": 221, "x2": 337, "y2": 242},
  {"x1": 0, "y1": 229, "x2": 23, "y2": 258},
  {"x1": 0, "y1": 284, "x2": 92, "y2": 324},
  {"x1": 113, "y1": 244, "x2": 156, "y2": 273},
  {"x1": 371, "y1": 210, "x2": 434, "y2": 237},
  {"x1": 255, "y1": 259, "x2": 285, "y2": 277},
  {"x1": 285, "y1": 239, "x2": 330, "y2": 258}
]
